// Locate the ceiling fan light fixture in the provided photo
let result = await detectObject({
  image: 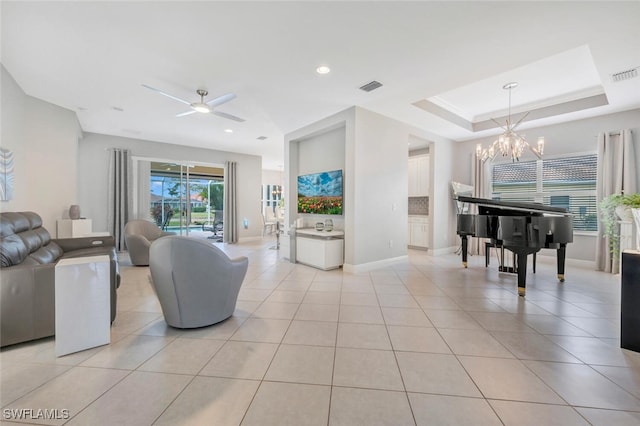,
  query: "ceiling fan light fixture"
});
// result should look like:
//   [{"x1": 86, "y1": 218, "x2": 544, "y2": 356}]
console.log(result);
[{"x1": 191, "y1": 103, "x2": 210, "y2": 113}]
